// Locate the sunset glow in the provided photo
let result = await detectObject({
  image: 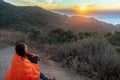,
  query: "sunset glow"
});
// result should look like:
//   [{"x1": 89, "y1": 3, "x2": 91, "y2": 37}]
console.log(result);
[
  {"x1": 4, "y1": 0, "x2": 120, "y2": 11},
  {"x1": 79, "y1": 6, "x2": 87, "y2": 11},
  {"x1": 74, "y1": 6, "x2": 89, "y2": 13}
]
